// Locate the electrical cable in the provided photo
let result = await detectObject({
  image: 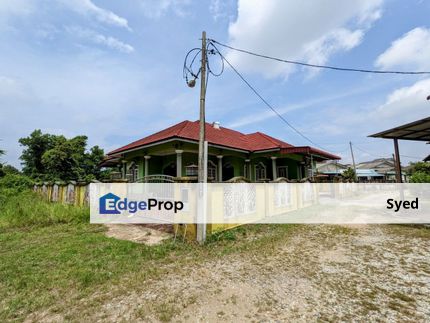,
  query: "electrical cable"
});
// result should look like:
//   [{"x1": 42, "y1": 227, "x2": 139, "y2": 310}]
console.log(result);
[
  {"x1": 209, "y1": 40, "x2": 327, "y2": 150},
  {"x1": 206, "y1": 42, "x2": 225, "y2": 77},
  {"x1": 183, "y1": 48, "x2": 201, "y2": 84},
  {"x1": 352, "y1": 143, "x2": 425, "y2": 160},
  {"x1": 352, "y1": 143, "x2": 391, "y2": 158},
  {"x1": 209, "y1": 39, "x2": 430, "y2": 75}
]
